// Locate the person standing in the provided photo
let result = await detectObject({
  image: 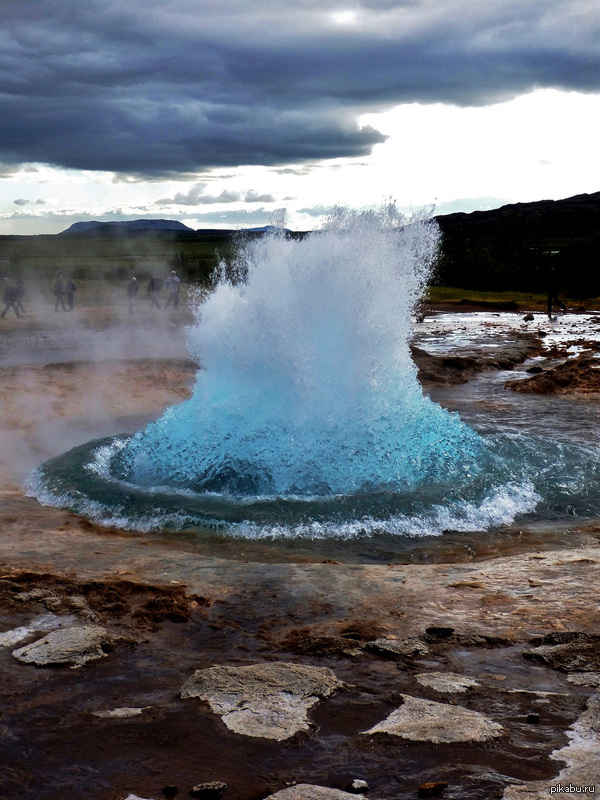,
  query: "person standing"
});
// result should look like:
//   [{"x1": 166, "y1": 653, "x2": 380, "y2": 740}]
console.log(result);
[
  {"x1": 547, "y1": 267, "x2": 566, "y2": 318},
  {"x1": 54, "y1": 275, "x2": 67, "y2": 312},
  {"x1": 147, "y1": 275, "x2": 162, "y2": 309},
  {"x1": 65, "y1": 277, "x2": 76, "y2": 311},
  {"x1": 164, "y1": 270, "x2": 180, "y2": 309},
  {"x1": 127, "y1": 276, "x2": 138, "y2": 313},
  {"x1": 15, "y1": 279, "x2": 25, "y2": 314},
  {"x1": 1, "y1": 281, "x2": 20, "y2": 319}
]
